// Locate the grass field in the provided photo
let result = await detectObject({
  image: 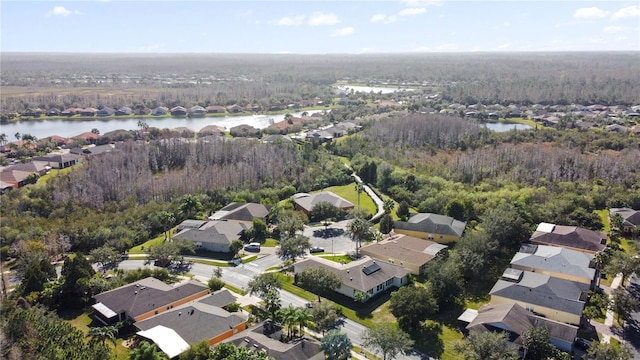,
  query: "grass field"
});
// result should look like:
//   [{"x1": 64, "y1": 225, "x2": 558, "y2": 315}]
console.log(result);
[
  {"x1": 59, "y1": 307, "x2": 130, "y2": 360},
  {"x1": 129, "y1": 233, "x2": 166, "y2": 254},
  {"x1": 318, "y1": 254, "x2": 352, "y2": 263},
  {"x1": 323, "y1": 183, "x2": 377, "y2": 216}
]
